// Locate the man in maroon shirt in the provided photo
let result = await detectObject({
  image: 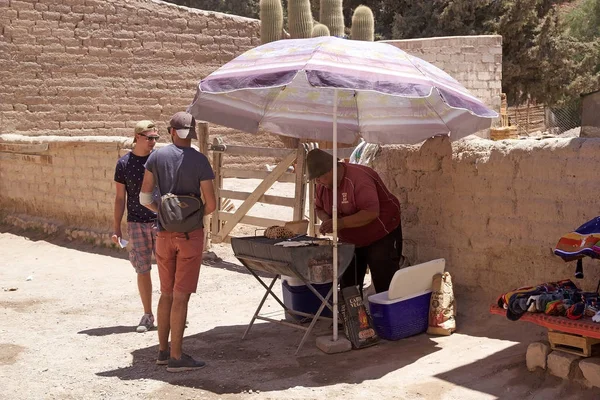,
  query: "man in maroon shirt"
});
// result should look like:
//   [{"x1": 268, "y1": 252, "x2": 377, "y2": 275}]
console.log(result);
[{"x1": 308, "y1": 148, "x2": 403, "y2": 294}]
